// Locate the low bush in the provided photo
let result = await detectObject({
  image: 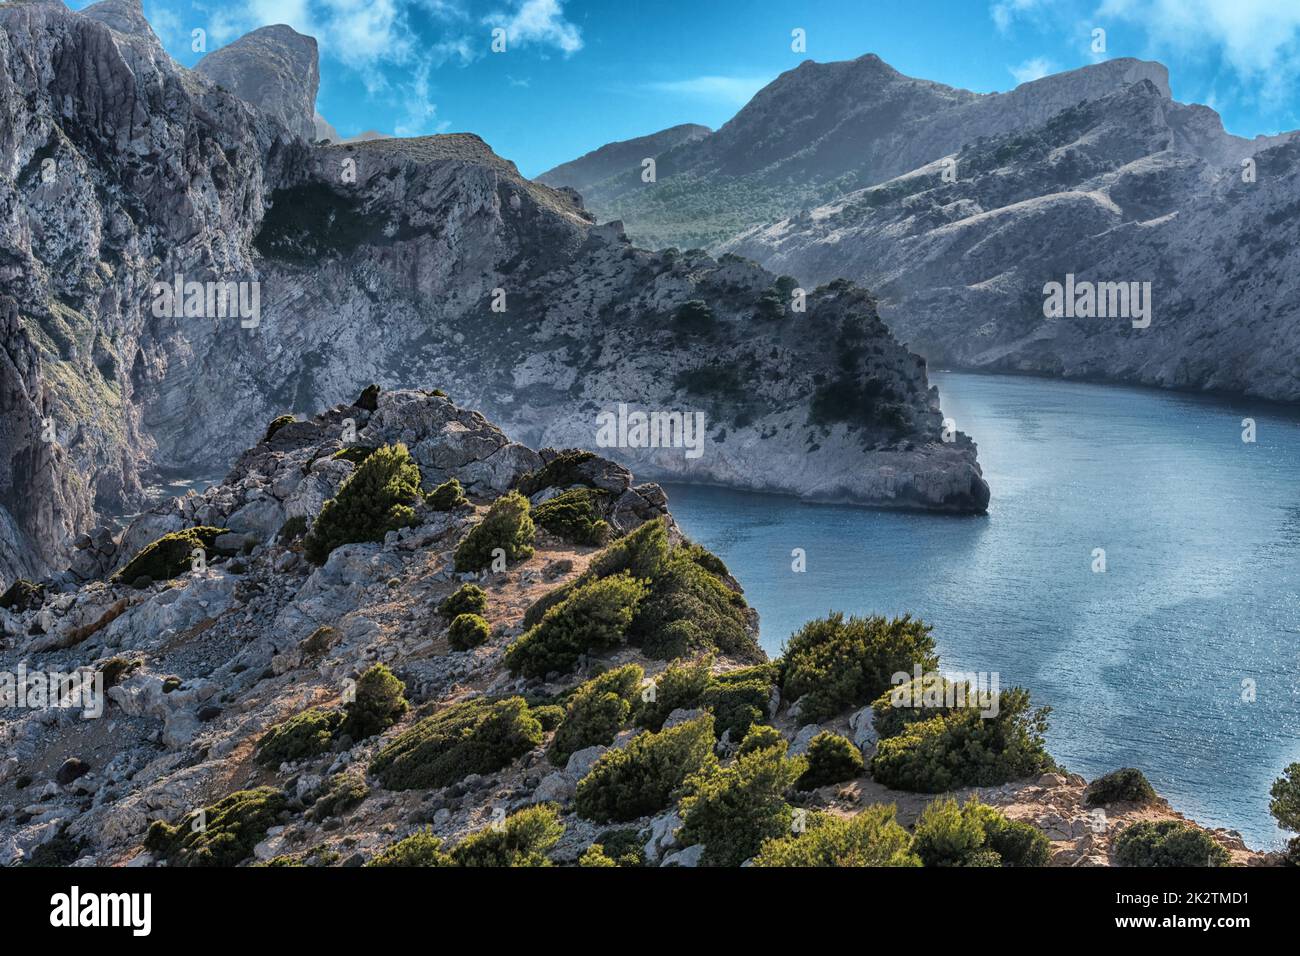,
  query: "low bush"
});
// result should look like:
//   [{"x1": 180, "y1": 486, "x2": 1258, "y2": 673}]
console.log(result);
[
  {"x1": 701, "y1": 675, "x2": 771, "y2": 742},
  {"x1": 354, "y1": 383, "x2": 380, "y2": 411},
  {"x1": 911, "y1": 797, "x2": 1050, "y2": 867},
  {"x1": 339, "y1": 663, "x2": 408, "y2": 740},
  {"x1": 365, "y1": 830, "x2": 451, "y2": 867},
  {"x1": 629, "y1": 547, "x2": 759, "y2": 662},
  {"x1": 505, "y1": 573, "x2": 647, "y2": 678},
  {"x1": 453, "y1": 491, "x2": 535, "y2": 572},
  {"x1": 533, "y1": 488, "x2": 611, "y2": 545},
  {"x1": 1268, "y1": 762, "x2": 1300, "y2": 833},
  {"x1": 781, "y1": 613, "x2": 938, "y2": 723},
  {"x1": 300, "y1": 625, "x2": 340, "y2": 661},
  {"x1": 635, "y1": 658, "x2": 712, "y2": 731},
  {"x1": 736, "y1": 724, "x2": 784, "y2": 756},
  {"x1": 308, "y1": 773, "x2": 368, "y2": 821},
  {"x1": 304, "y1": 443, "x2": 422, "y2": 564},
  {"x1": 144, "y1": 787, "x2": 287, "y2": 866},
  {"x1": 0, "y1": 579, "x2": 44, "y2": 612},
  {"x1": 549, "y1": 664, "x2": 644, "y2": 766},
  {"x1": 796, "y1": 731, "x2": 864, "y2": 790},
  {"x1": 263, "y1": 414, "x2": 295, "y2": 442},
  {"x1": 449, "y1": 805, "x2": 563, "y2": 867},
  {"x1": 254, "y1": 708, "x2": 344, "y2": 766},
  {"x1": 277, "y1": 515, "x2": 309, "y2": 543},
  {"x1": 112, "y1": 526, "x2": 228, "y2": 584},
  {"x1": 753, "y1": 806, "x2": 921, "y2": 867},
  {"x1": 531, "y1": 704, "x2": 565, "y2": 731},
  {"x1": 574, "y1": 716, "x2": 717, "y2": 823},
  {"x1": 438, "y1": 583, "x2": 487, "y2": 618},
  {"x1": 448, "y1": 613, "x2": 491, "y2": 651},
  {"x1": 871, "y1": 673, "x2": 970, "y2": 740},
  {"x1": 870, "y1": 688, "x2": 1054, "y2": 792},
  {"x1": 1114, "y1": 820, "x2": 1229, "y2": 867},
  {"x1": 677, "y1": 726, "x2": 805, "y2": 866},
  {"x1": 426, "y1": 478, "x2": 468, "y2": 511},
  {"x1": 369, "y1": 697, "x2": 543, "y2": 790},
  {"x1": 515, "y1": 451, "x2": 599, "y2": 497},
  {"x1": 1085, "y1": 768, "x2": 1158, "y2": 807},
  {"x1": 331, "y1": 446, "x2": 376, "y2": 465}
]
